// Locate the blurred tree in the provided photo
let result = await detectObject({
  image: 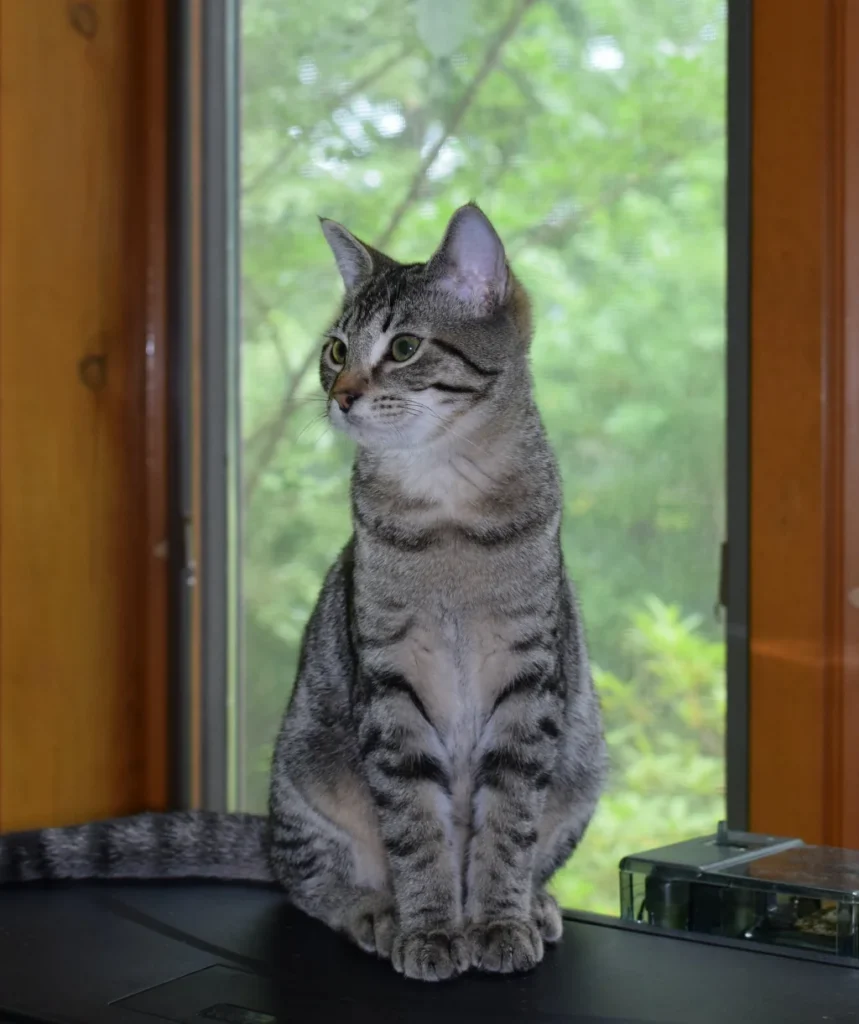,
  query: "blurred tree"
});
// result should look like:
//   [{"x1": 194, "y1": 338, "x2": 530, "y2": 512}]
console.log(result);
[{"x1": 239, "y1": 0, "x2": 727, "y2": 913}]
